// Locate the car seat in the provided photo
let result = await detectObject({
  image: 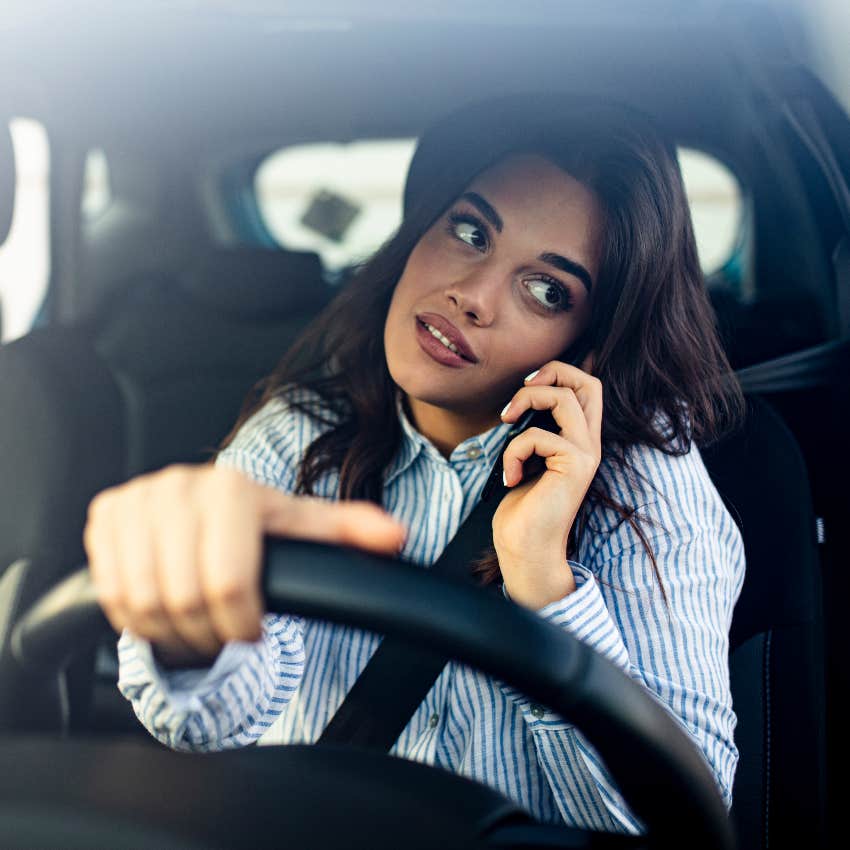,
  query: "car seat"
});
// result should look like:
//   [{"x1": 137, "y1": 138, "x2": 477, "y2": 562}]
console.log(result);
[
  {"x1": 0, "y1": 245, "x2": 332, "y2": 569},
  {"x1": 702, "y1": 394, "x2": 826, "y2": 849},
  {"x1": 0, "y1": 247, "x2": 332, "y2": 731},
  {"x1": 90, "y1": 246, "x2": 331, "y2": 476}
]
